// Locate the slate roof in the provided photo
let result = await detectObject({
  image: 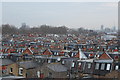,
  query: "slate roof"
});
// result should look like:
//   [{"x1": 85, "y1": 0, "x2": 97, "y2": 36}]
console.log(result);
[
  {"x1": 47, "y1": 63, "x2": 68, "y2": 72},
  {"x1": 84, "y1": 52, "x2": 95, "y2": 58},
  {"x1": 62, "y1": 57, "x2": 78, "y2": 61},
  {"x1": 78, "y1": 59, "x2": 94, "y2": 63},
  {"x1": 18, "y1": 61, "x2": 39, "y2": 69},
  {"x1": 0, "y1": 59, "x2": 15, "y2": 66},
  {"x1": 94, "y1": 59, "x2": 113, "y2": 63},
  {"x1": 109, "y1": 53, "x2": 120, "y2": 59}
]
